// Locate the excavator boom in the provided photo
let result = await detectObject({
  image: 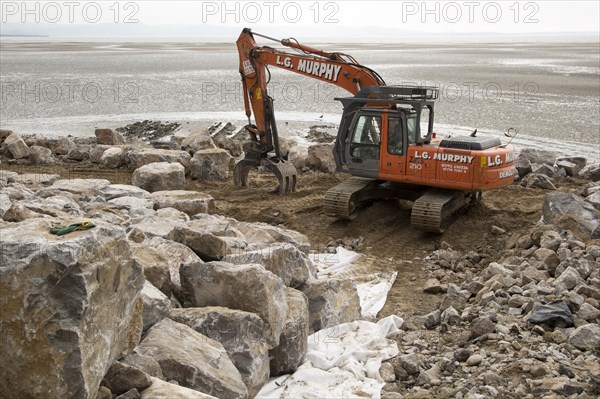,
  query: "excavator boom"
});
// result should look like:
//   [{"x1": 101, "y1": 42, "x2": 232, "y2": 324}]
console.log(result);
[{"x1": 234, "y1": 28, "x2": 386, "y2": 194}]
